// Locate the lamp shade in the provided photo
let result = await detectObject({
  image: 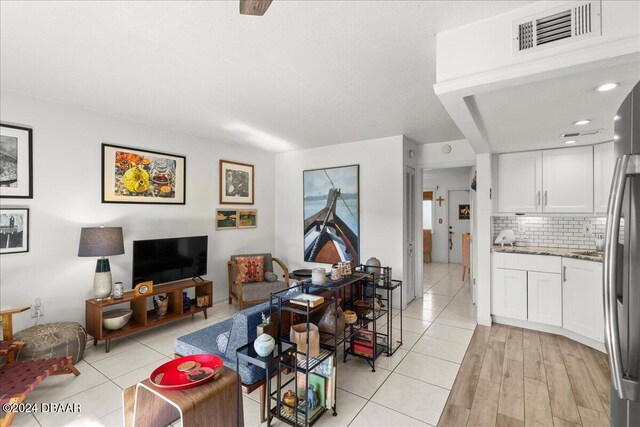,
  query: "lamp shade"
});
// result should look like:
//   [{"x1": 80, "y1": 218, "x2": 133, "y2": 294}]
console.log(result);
[{"x1": 78, "y1": 227, "x2": 124, "y2": 257}]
